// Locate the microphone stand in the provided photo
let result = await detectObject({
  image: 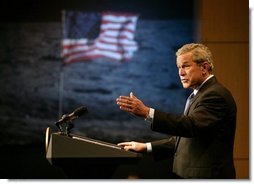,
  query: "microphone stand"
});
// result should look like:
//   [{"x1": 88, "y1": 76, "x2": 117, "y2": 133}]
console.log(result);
[{"x1": 55, "y1": 114, "x2": 75, "y2": 136}]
